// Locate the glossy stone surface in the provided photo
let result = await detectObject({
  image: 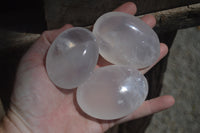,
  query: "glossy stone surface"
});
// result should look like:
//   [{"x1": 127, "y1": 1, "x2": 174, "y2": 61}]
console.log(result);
[
  {"x1": 76, "y1": 65, "x2": 148, "y2": 120},
  {"x1": 93, "y1": 12, "x2": 160, "y2": 69},
  {"x1": 46, "y1": 27, "x2": 99, "y2": 89}
]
